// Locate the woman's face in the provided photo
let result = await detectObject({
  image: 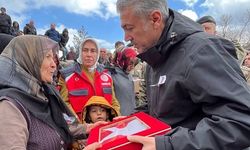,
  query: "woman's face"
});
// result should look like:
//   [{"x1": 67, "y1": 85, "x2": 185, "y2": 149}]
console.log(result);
[
  {"x1": 81, "y1": 41, "x2": 98, "y2": 68},
  {"x1": 126, "y1": 58, "x2": 138, "y2": 73},
  {"x1": 40, "y1": 49, "x2": 56, "y2": 83}
]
